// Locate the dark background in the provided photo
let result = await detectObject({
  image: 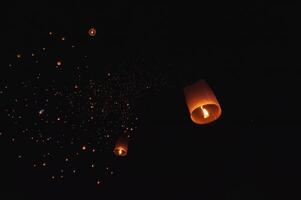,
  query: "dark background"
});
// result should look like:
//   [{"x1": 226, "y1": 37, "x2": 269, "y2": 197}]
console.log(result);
[{"x1": 0, "y1": 1, "x2": 300, "y2": 199}]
